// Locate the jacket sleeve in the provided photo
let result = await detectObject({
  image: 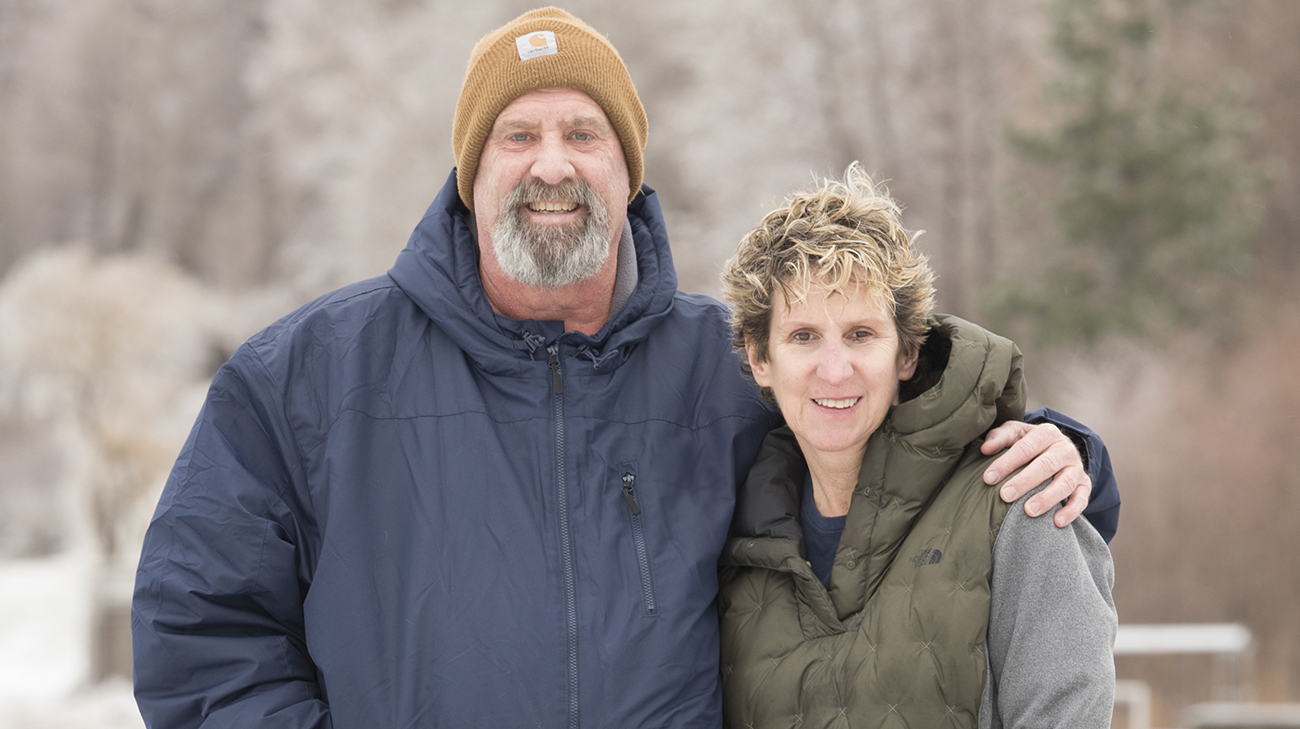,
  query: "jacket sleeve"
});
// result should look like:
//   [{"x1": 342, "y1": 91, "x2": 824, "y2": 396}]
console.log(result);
[
  {"x1": 980, "y1": 489, "x2": 1117, "y2": 729},
  {"x1": 131, "y1": 344, "x2": 330, "y2": 729},
  {"x1": 1023, "y1": 407, "x2": 1120, "y2": 542}
]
